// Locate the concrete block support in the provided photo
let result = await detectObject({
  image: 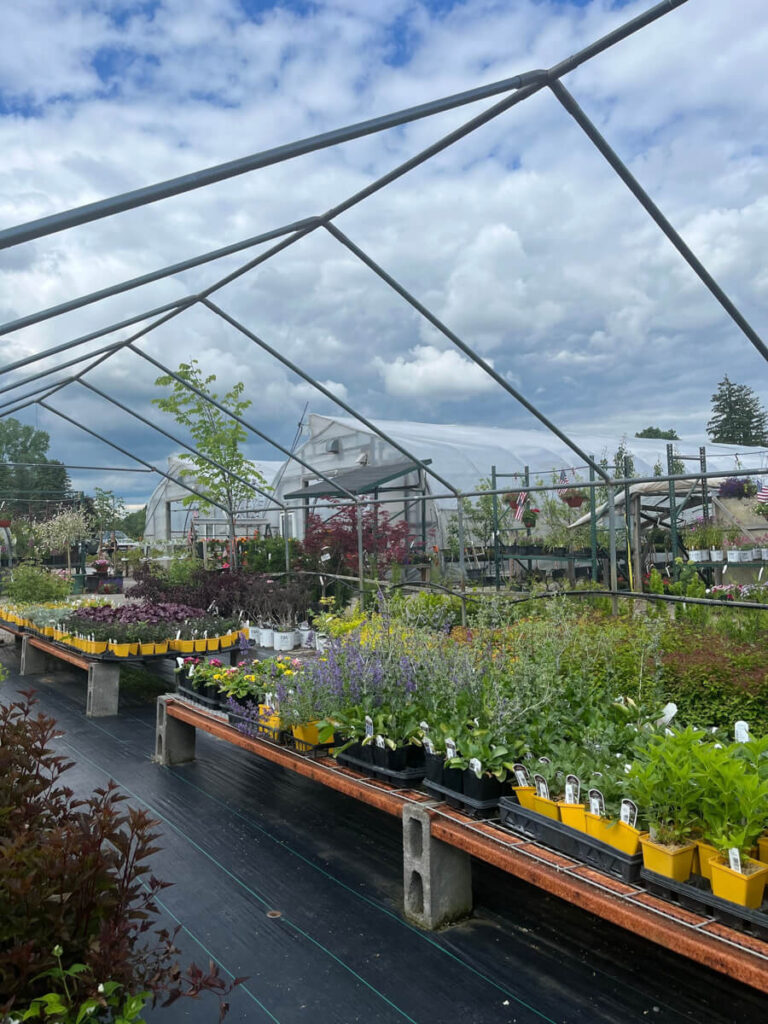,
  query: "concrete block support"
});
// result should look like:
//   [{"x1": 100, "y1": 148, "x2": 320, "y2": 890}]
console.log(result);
[
  {"x1": 155, "y1": 696, "x2": 196, "y2": 765},
  {"x1": 20, "y1": 635, "x2": 48, "y2": 675},
  {"x1": 403, "y1": 804, "x2": 472, "y2": 929},
  {"x1": 86, "y1": 663, "x2": 120, "y2": 717}
]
